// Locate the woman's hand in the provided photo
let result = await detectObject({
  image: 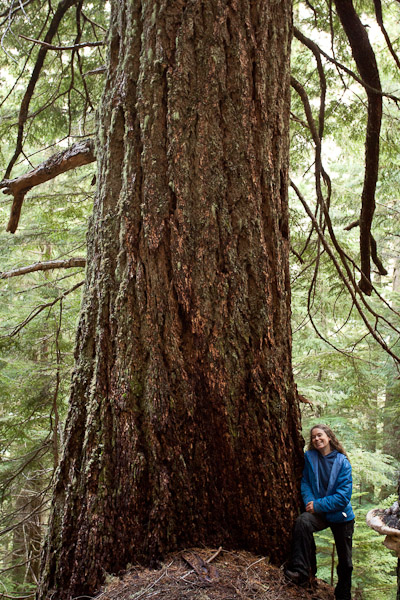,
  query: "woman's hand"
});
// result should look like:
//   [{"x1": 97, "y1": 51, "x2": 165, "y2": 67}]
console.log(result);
[{"x1": 306, "y1": 501, "x2": 315, "y2": 513}]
